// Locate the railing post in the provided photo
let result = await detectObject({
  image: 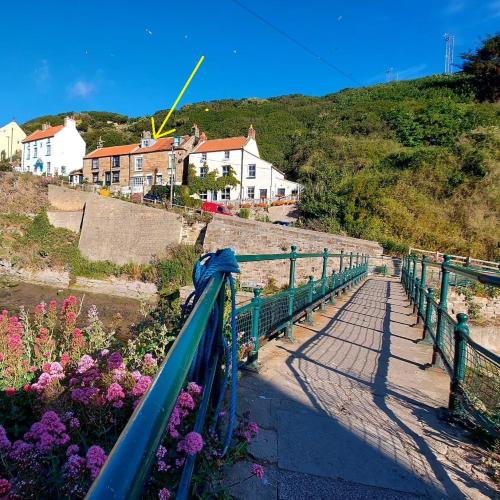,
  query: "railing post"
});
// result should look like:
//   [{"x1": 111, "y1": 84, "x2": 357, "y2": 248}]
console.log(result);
[
  {"x1": 348, "y1": 252, "x2": 354, "y2": 288},
  {"x1": 306, "y1": 275, "x2": 315, "y2": 324},
  {"x1": 286, "y1": 245, "x2": 297, "y2": 342},
  {"x1": 329, "y1": 270, "x2": 336, "y2": 305},
  {"x1": 320, "y1": 248, "x2": 328, "y2": 311},
  {"x1": 448, "y1": 313, "x2": 469, "y2": 415},
  {"x1": 413, "y1": 278, "x2": 420, "y2": 315},
  {"x1": 421, "y1": 287, "x2": 434, "y2": 344},
  {"x1": 246, "y1": 288, "x2": 261, "y2": 371},
  {"x1": 339, "y1": 250, "x2": 345, "y2": 292},
  {"x1": 409, "y1": 255, "x2": 417, "y2": 303},
  {"x1": 356, "y1": 252, "x2": 359, "y2": 267},
  {"x1": 401, "y1": 256, "x2": 406, "y2": 285},
  {"x1": 433, "y1": 255, "x2": 451, "y2": 367},
  {"x1": 418, "y1": 256, "x2": 427, "y2": 321}
]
